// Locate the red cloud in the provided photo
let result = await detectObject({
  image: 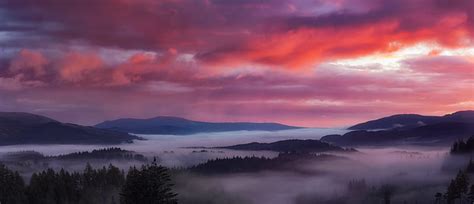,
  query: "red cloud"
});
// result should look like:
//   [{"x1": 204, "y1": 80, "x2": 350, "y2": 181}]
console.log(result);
[{"x1": 197, "y1": 13, "x2": 472, "y2": 68}]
